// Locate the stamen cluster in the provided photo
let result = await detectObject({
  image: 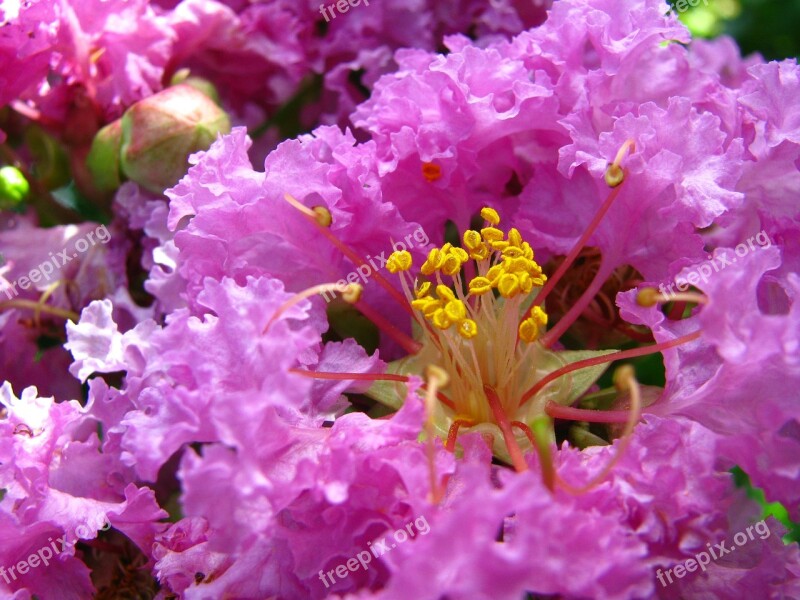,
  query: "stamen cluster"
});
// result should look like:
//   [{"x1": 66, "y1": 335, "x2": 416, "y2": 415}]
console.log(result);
[{"x1": 385, "y1": 207, "x2": 554, "y2": 426}]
